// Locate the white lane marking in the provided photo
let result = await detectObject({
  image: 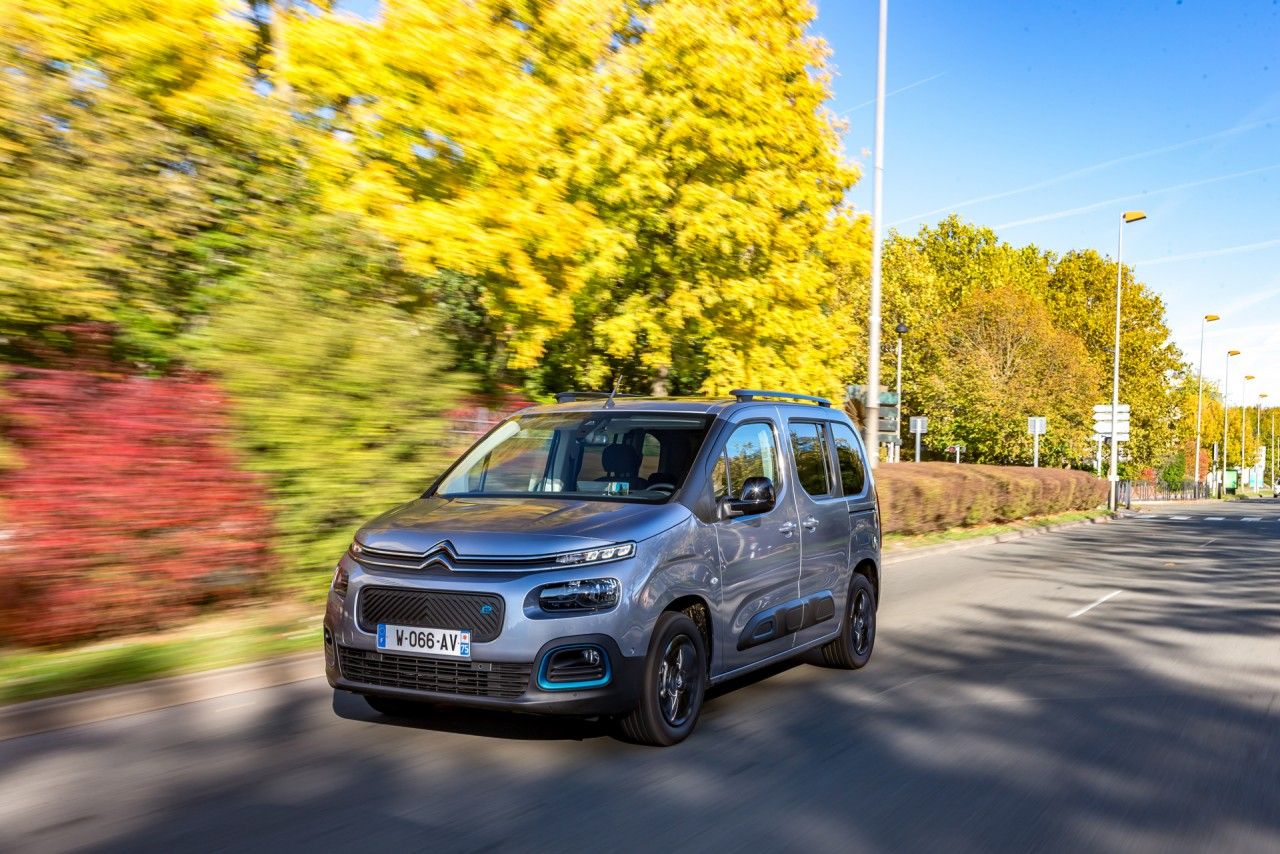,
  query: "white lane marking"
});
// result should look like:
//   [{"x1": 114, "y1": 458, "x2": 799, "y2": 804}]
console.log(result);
[
  {"x1": 1242, "y1": 517, "x2": 1262, "y2": 522},
  {"x1": 1068, "y1": 589, "x2": 1124, "y2": 619},
  {"x1": 1200, "y1": 538, "x2": 1217, "y2": 548},
  {"x1": 1170, "y1": 515, "x2": 1191, "y2": 520},
  {"x1": 1205, "y1": 516, "x2": 1225, "y2": 521}
]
